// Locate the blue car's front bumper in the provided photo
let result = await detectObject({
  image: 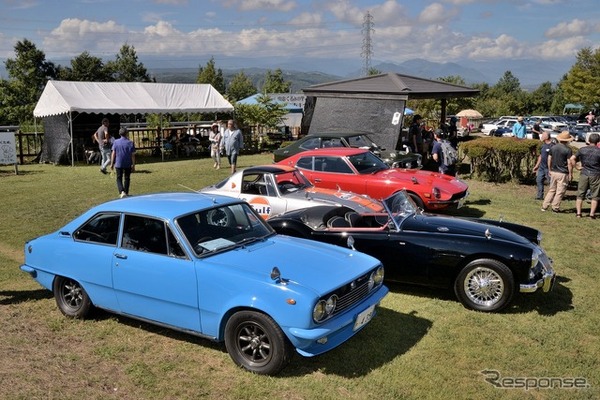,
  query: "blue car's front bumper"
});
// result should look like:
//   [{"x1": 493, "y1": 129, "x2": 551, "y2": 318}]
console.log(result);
[{"x1": 284, "y1": 284, "x2": 389, "y2": 357}]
